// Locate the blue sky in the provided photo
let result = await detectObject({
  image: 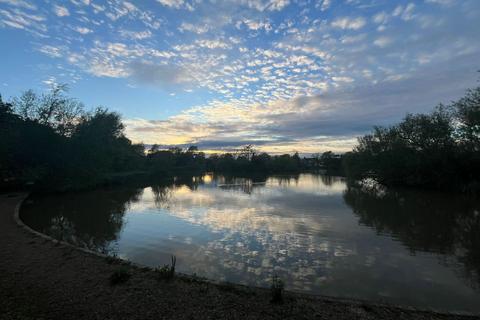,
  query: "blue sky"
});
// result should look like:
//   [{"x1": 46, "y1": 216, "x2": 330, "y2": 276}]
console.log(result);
[{"x1": 0, "y1": 0, "x2": 479, "y2": 153}]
